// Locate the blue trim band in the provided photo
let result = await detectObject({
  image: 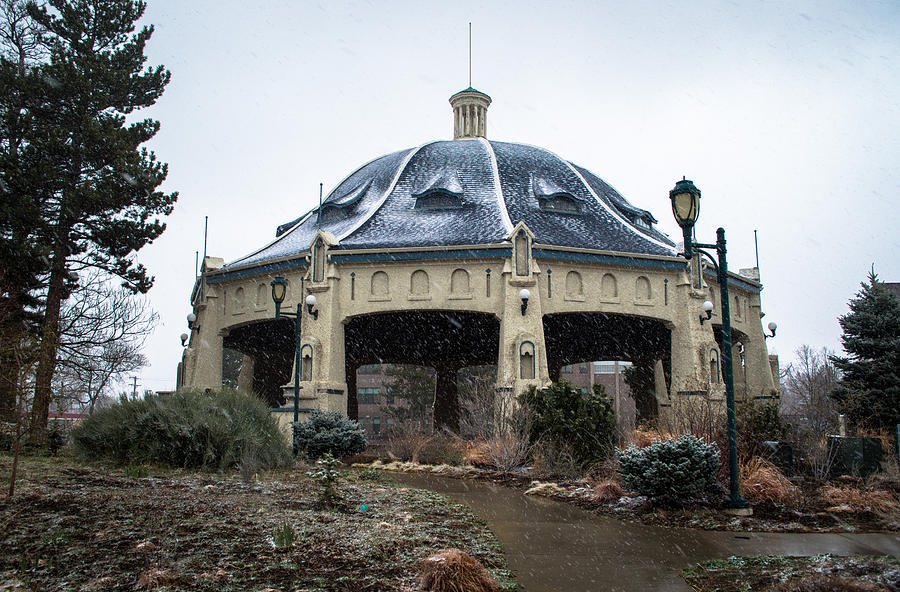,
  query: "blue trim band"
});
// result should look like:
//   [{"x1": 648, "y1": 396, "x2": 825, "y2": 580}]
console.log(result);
[
  {"x1": 532, "y1": 248, "x2": 686, "y2": 271},
  {"x1": 330, "y1": 247, "x2": 511, "y2": 264},
  {"x1": 702, "y1": 269, "x2": 761, "y2": 294},
  {"x1": 208, "y1": 258, "x2": 308, "y2": 284}
]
